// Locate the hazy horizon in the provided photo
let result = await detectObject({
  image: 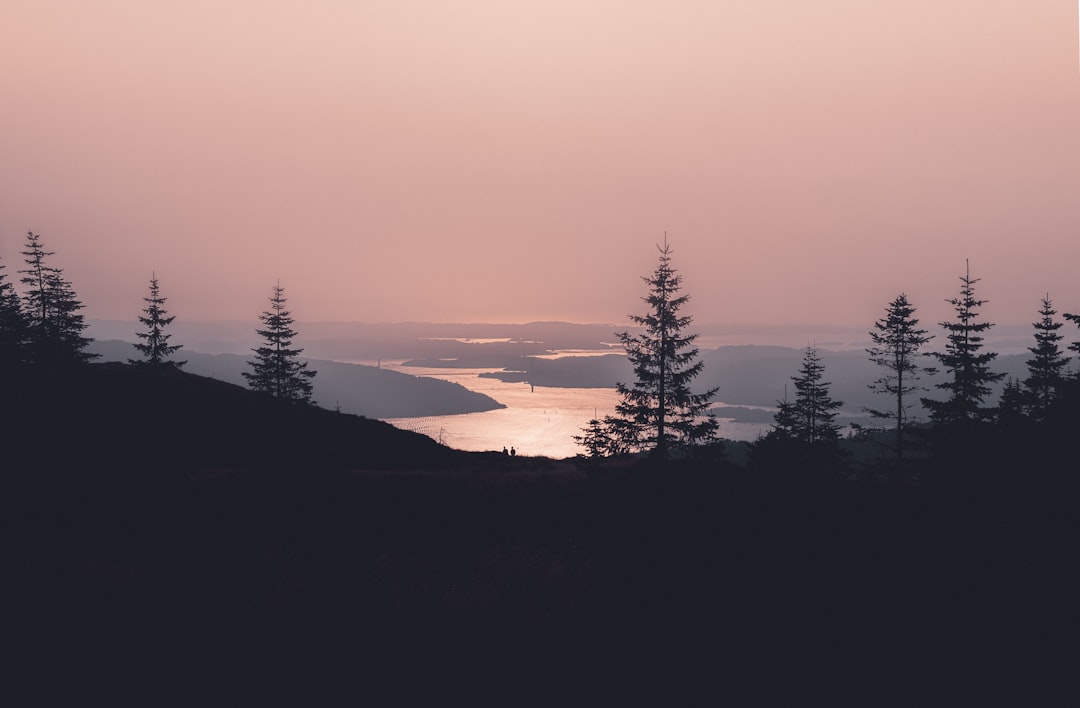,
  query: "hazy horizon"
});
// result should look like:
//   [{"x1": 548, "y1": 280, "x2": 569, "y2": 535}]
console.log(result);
[
  {"x1": 85, "y1": 316, "x2": 1054, "y2": 357},
  {"x1": 4, "y1": 1, "x2": 1079, "y2": 329}
]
